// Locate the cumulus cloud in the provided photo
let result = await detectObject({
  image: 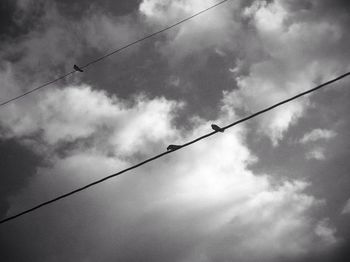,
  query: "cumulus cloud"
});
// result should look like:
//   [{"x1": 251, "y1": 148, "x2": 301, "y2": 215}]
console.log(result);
[
  {"x1": 300, "y1": 129, "x2": 337, "y2": 144},
  {"x1": 305, "y1": 147, "x2": 326, "y2": 161},
  {"x1": 0, "y1": 85, "x2": 181, "y2": 156},
  {"x1": 140, "y1": 0, "x2": 350, "y2": 144},
  {"x1": 299, "y1": 129, "x2": 336, "y2": 161},
  {"x1": 226, "y1": 0, "x2": 346, "y2": 145},
  {"x1": 314, "y1": 219, "x2": 338, "y2": 246},
  {"x1": 139, "y1": 0, "x2": 241, "y2": 63},
  {"x1": 1, "y1": 83, "x2": 338, "y2": 261},
  {"x1": 1, "y1": 0, "x2": 349, "y2": 261},
  {"x1": 236, "y1": 0, "x2": 349, "y2": 144}
]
